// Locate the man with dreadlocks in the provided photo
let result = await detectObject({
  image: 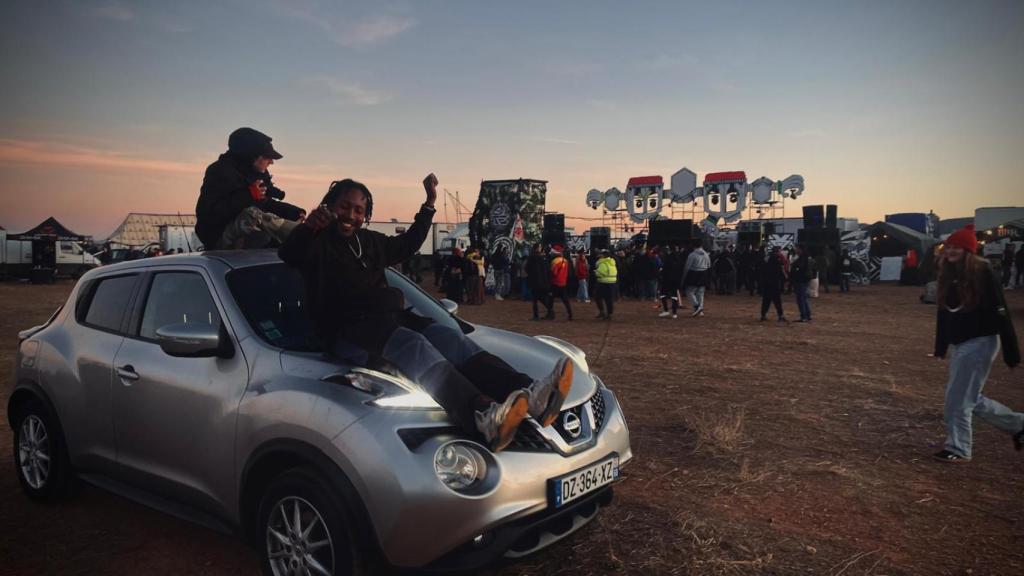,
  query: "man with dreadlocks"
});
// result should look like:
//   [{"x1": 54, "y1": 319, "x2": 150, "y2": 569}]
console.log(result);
[{"x1": 278, "y1": 175, "x2": 573, "y2": 452}]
